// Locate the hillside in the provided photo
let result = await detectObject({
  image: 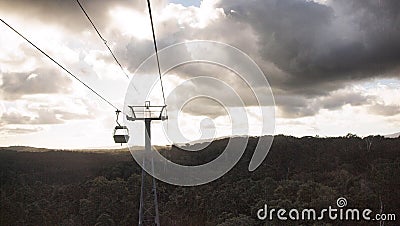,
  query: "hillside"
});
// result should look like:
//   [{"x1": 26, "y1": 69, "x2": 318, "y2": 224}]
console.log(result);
[{"x1": 1, "y1": 135, "x2": 399, "y2": 225}]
